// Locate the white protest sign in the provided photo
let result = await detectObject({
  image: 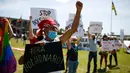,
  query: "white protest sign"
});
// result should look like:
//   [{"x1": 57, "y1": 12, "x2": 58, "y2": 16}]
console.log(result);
[
  {"x1": 65, "y1": 13, "x2": 84, "y2": 37},
  {"x1": 31, "y1": 8, "x2": 57, "y2": 29},
  {"x1": 120, "y1": 29, "x2": 124, "y2": 40},
  {"x1": 113, "y1": 40, "x2": 121, "y2": 49},
  {"x1": 101, "y1": 41, "x2": 113, "y2": 51},
  {"x1": 78, "y1": 37, "x2": 90, "y2": 50},
  {"x1": 88, "y1": 21, "x2": 102, "y2": 34}
]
